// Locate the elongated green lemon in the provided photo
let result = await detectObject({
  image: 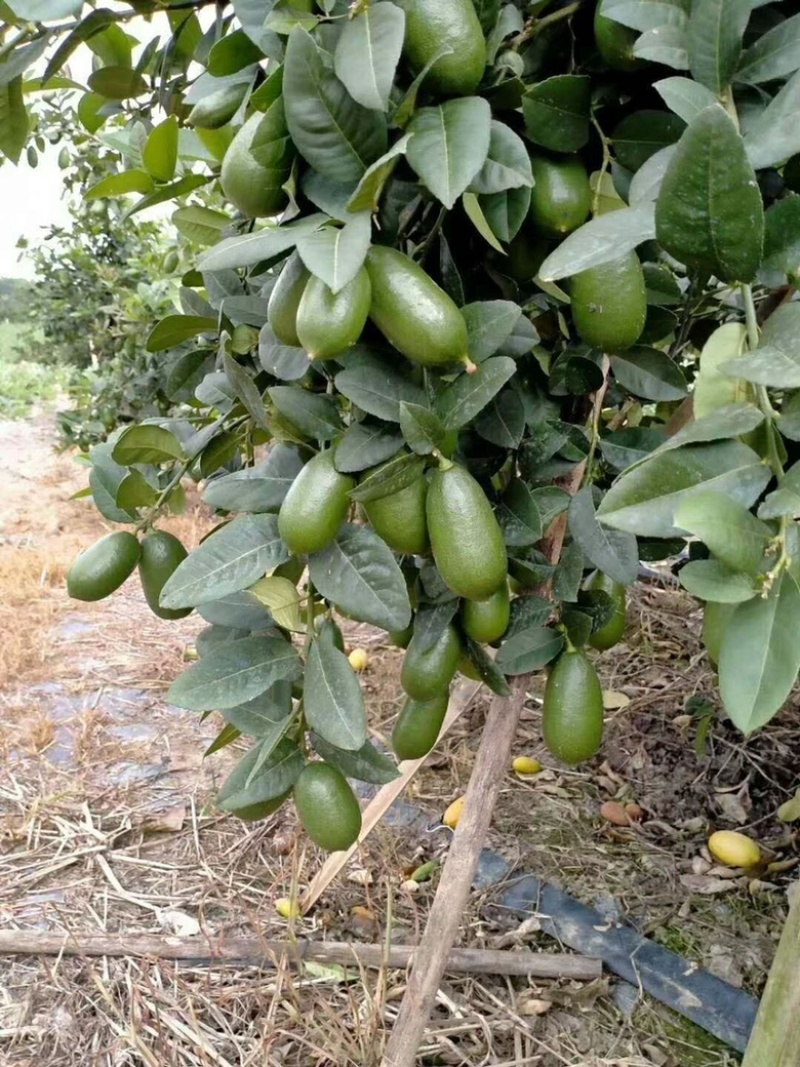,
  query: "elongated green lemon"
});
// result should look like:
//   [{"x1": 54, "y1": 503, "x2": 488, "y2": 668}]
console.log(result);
[
  {"x1": 401, "y1": 624, "x2": 461, "y2": 700},
  {"x1": 570, "y1": 252, "x2": 646, "y2": 353},
  {"x1": 139, "y1": 531, "x2": 192, "y2": 620},
  {"x1": 392, "y1": 692, "x2": 449, "y2": 760},
  {"x1": 293, "y1": 762, "x2": 362, "y2": 851},
  {"x1": 426, "y1": 463, "x2": 507, "y2": 600},
  {"x1": 585, "y1": 571, "x2": 626, "y2": 650},
  {"x1": 268, "y1": 252, "x2": 311, "y2": 346},
  {"x1": 67, "y1": 532, "x2": 141, "y2": 602},
  {"x1": 461, "y1": 583, "x2": 510, "y2": 644},
  {"x1": 296, "y1": 267, "x2": 371, "y2": 360},
  {"x1": 363, "y1": 471, "x2": 429, "y2": 555},
  {"x1": 542, "y1": 648, "x2": 604, "y2": 765},
  {"x1": 529, "y1": 155, "x2": 592, "y2": 239},
  {"x1": 278, "y1": 450, "x2": 354, "y2": 555},
  {"x1": 220, "y1": 103, "x2": 294, "y2": 218},
  {"x1": 395, "y1": 0, "x2": 485, "y2": 96}
]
